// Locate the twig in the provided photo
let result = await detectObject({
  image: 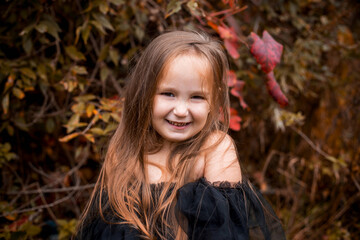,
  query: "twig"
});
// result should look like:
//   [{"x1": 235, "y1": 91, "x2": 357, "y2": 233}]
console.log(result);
[
  {"x1": 6, "y1": 183, "x2": 95, "y2": 195},
  {"x1": 37, "y1": 184, "x2": 57, "y2": 222},
  {"x1": 276, "y1": 168, "x2": 307, "y2": 188},
  {"x1": 109, "y1": 75, "x2": 124, "y2": 96},
  {"x1": 352, "y1": 174, "x2": 360, "y2": 192},
  {"x1": 1, "y1": 191, "x2": 76, "y2": 217},
  {"x1": 28, "y1": 162, "x2": 52, "y2": 179},
  {"x1": 290, "y1": 126, "x2": 337, "y2": 163}
]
